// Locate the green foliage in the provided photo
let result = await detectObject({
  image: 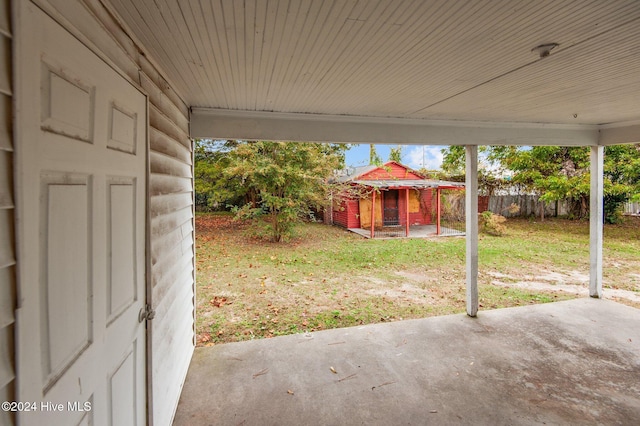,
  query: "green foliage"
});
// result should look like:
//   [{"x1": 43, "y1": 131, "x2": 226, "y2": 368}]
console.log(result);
[
  {"x1": 389, "y1": 146, "x2": 403, "y2": 163},
  {"x1": 369, "y1": 144, "x2": 383, "y2": 166},
  {"x1": 217, "y1": 140, "x2": 346, "y2": 242},
  {"x1": 194, "y1": 139, "x2": 245, "y2": 211},
  {"x1": 488, "y1": 146, "x2": 589, "y2": 204},
  {"x1": 603, "y1": 144, "x2": 640, "y2": 223},
  {"x1": 441, "y1": 145, "x2": 466, "y2": 174},
  {"x1": 440, "y1": 144, "x2": 640, "y2": 222},
  {"x1": 493, "y1": 146, "x2": 591, "y2": 219},
  {"x1": 440, "y1": 146, "x2": 509, "y2": 195}
]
